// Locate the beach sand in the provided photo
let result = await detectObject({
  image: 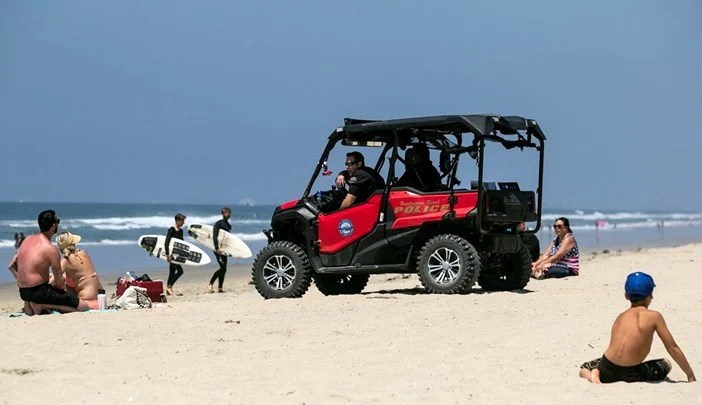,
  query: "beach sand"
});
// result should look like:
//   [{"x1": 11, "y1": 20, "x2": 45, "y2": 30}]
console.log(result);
[{"x1": 1, "y1": 244, "x2": 700, "y2": 404}]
